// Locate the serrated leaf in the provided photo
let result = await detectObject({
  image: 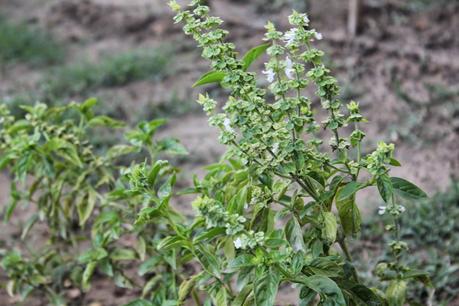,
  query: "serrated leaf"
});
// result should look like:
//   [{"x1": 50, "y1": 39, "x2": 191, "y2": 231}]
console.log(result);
[
  {"x1": 391, "y1": 177, "x2": 427, "y2": 199},
  {"x1": 193, "y1": 70, "x2": 226, "y2": 87},
  {"x1": 241, "y1": 43, "x2": 270, "y2": 70}
]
